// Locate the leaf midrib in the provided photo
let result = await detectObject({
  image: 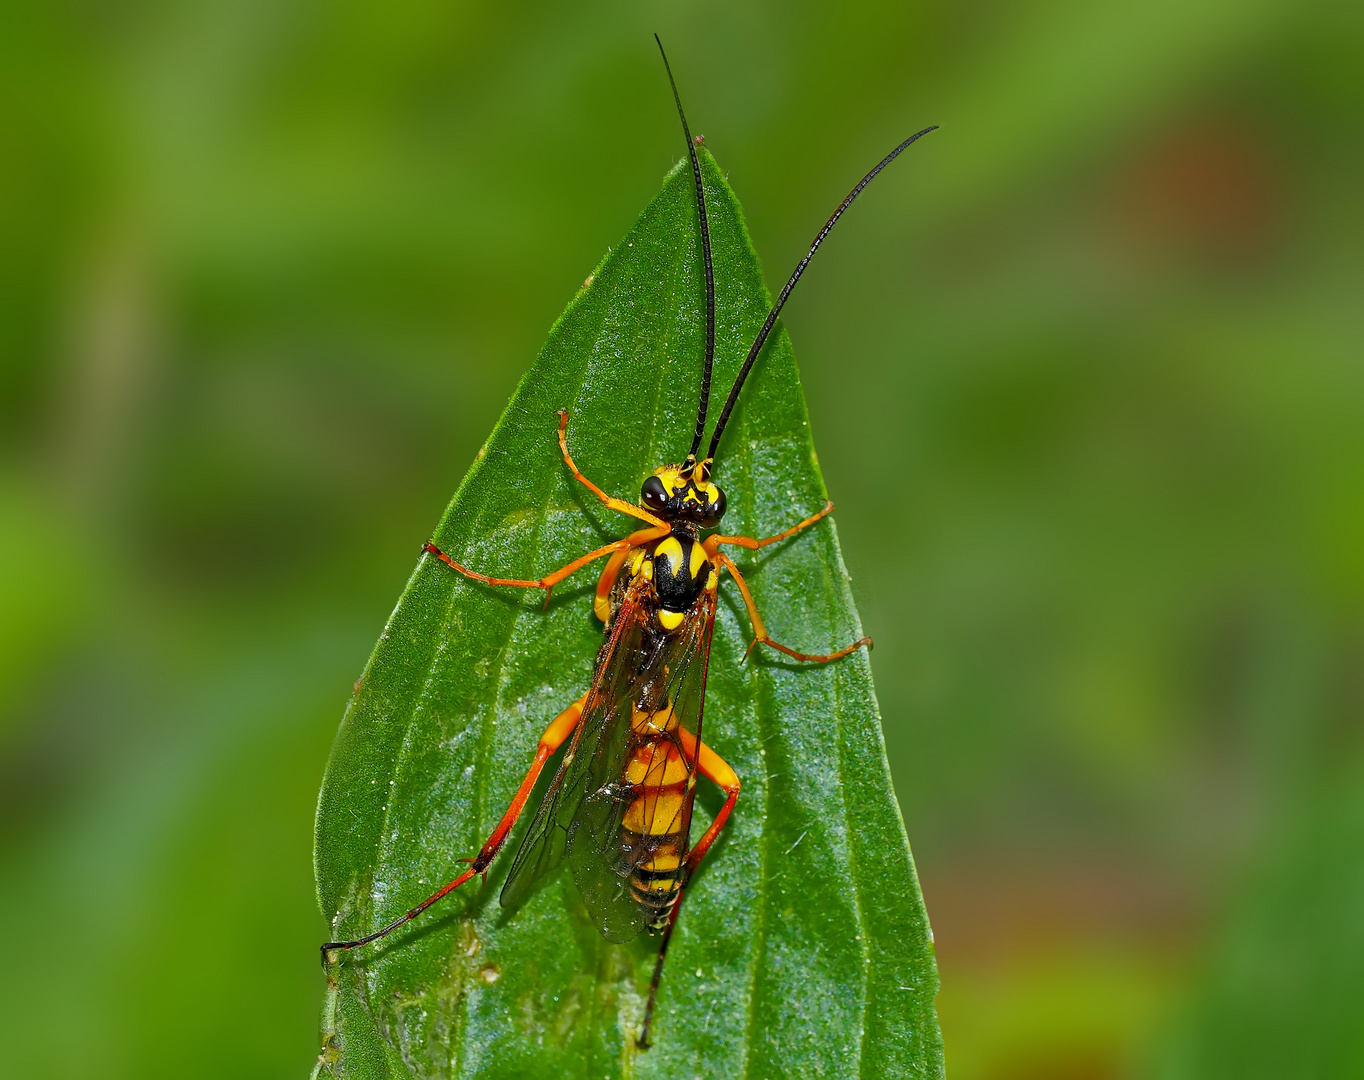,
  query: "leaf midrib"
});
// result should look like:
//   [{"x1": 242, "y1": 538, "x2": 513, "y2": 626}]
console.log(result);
[
  {"x1": 617, "y1": 181, "x2": 690, "y2": 1080},
  {"x1": 736, "y1": 382, "x2": 769, "y2": 1080}
]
